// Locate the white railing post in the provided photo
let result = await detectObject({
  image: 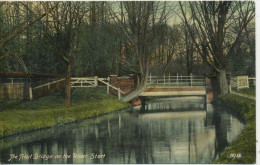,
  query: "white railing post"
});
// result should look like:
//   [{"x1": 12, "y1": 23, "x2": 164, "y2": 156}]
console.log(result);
[
  {"x1": 237, "y1": 76, "x2": 239, "y2": 90},
  {"x1": 177, "y1": 73, "x2": 179, "y2": 85},
  {"x1": 181, "y1": 74, "x2": 182, "y2": 86},
  {"x1": 11, "y1": 78, "x2": 14, "y2": 84},
  {"x1": 94, "y1": 76, "x2": 98, "y2": 87},
  {"x1": 118, "y1": 89, "x2": 121, "y2": 100},
  {"x1": 164, "y1": 73, "x2": 165, "y2": 85},
  {"x1": 246, "y1": 76, "x2": 249, "y2": 88},
  {"x1": 169, "y1": 74, "x2": 170, "y2": 85},
  {"x1": 29, "y1": 87, "x2": 33, "y2": 100},
  {"x1": 150, "y1": 73, "x2": 152, "y2": 84},
  {"x1": 190, "y1": 73, "x2": 193, "y2": 86},
  {"x1": 81, "y1": 78, "x2": 83, "y2": 87}
]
